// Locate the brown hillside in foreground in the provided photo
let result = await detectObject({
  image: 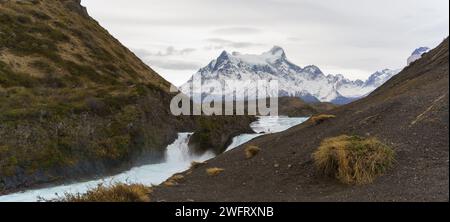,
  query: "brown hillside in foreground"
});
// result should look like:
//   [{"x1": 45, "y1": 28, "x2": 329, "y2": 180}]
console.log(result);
[
  {"x1": 0, "y1": 0, "x2": 180, "y2": 193},
  {"x1": 152, "y1": 38, "x2": 449, "y2": 202}
]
